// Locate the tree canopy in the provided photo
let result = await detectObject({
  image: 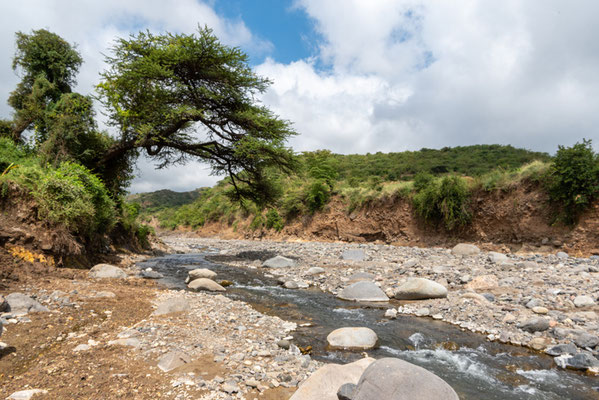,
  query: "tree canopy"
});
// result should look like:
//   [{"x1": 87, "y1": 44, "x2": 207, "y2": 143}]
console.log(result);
[{"x1": 97, "y1": 27, "x2": 297, "y2": 202}]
